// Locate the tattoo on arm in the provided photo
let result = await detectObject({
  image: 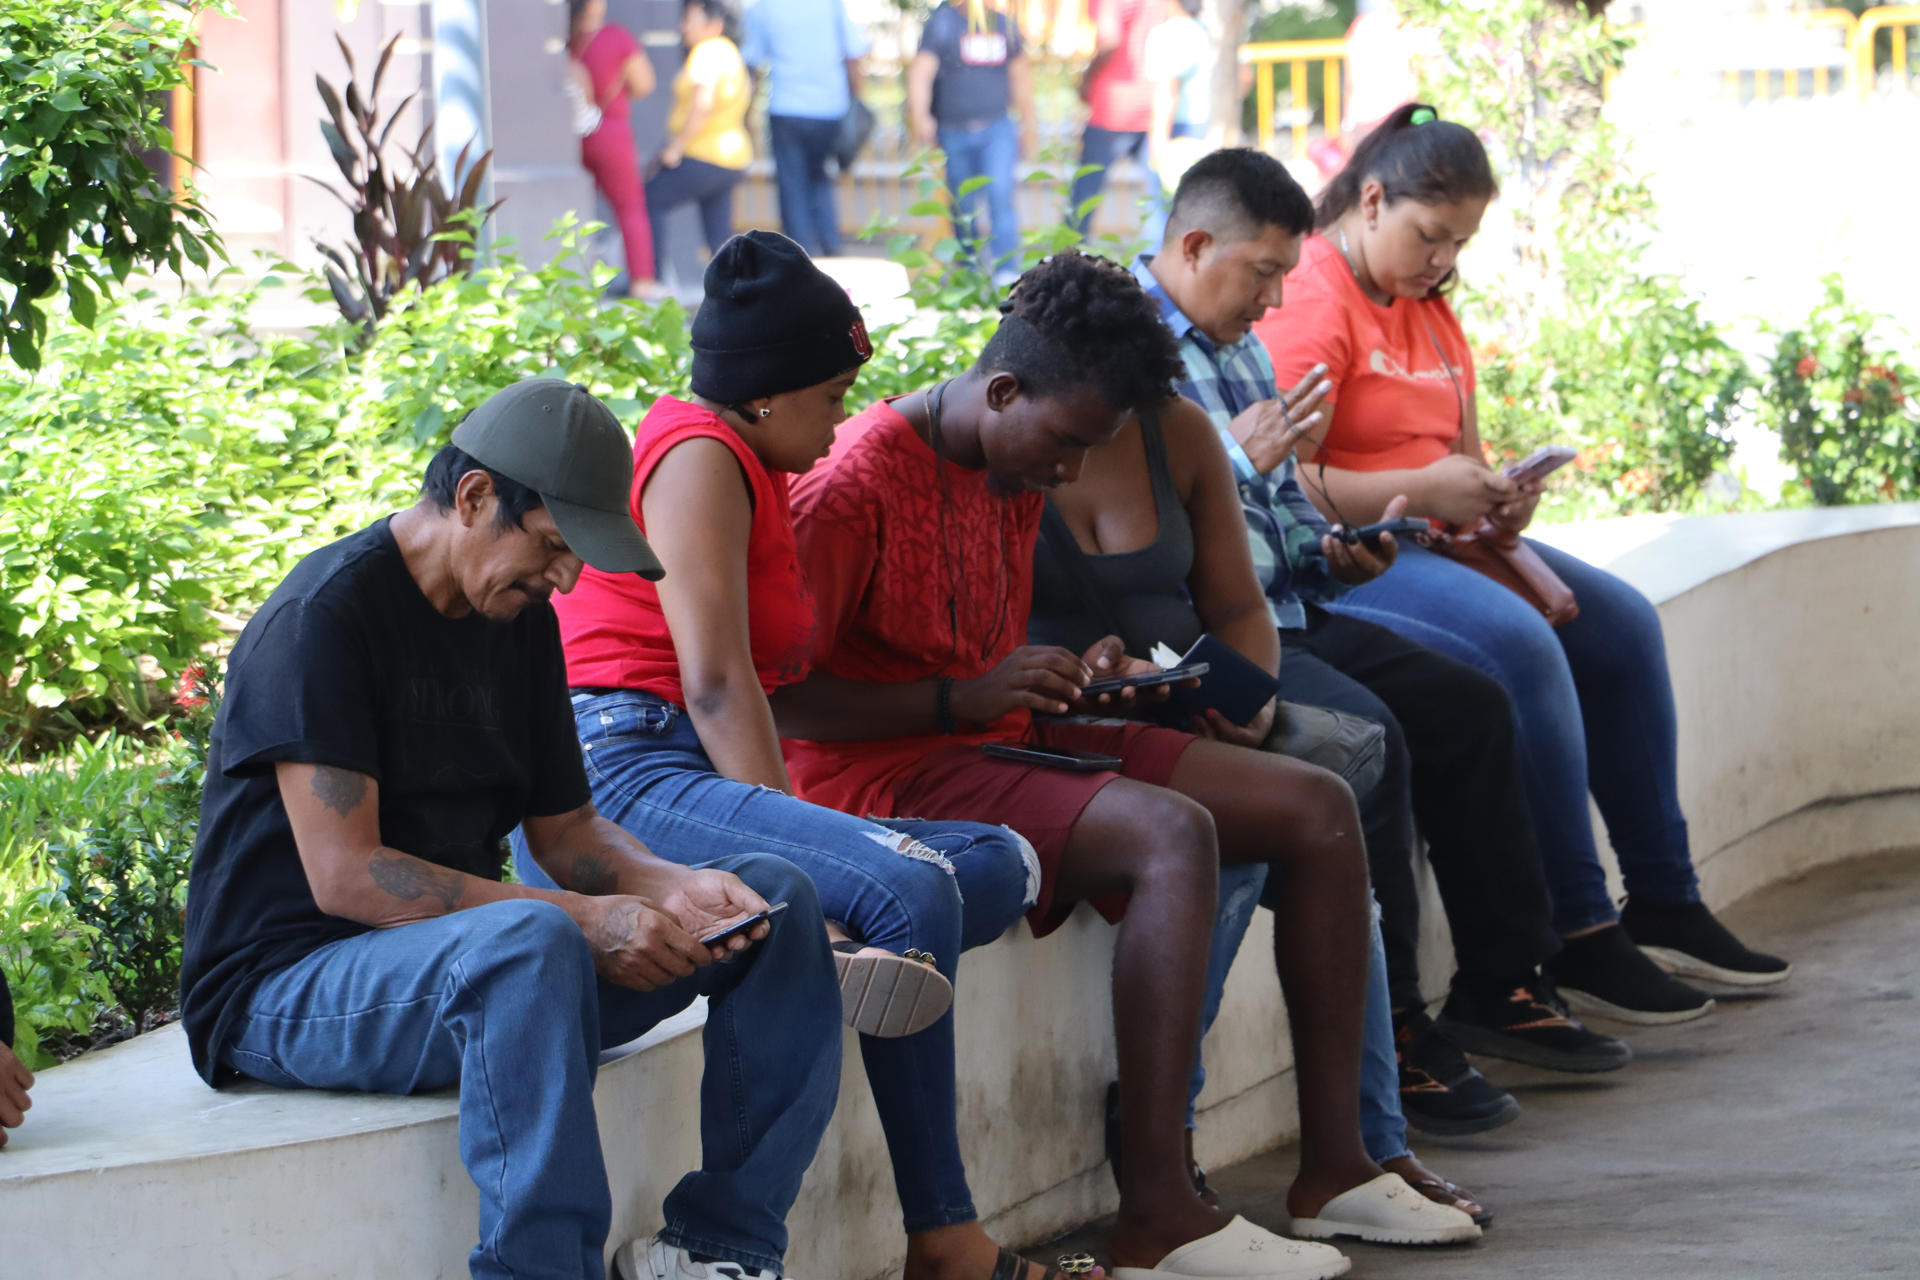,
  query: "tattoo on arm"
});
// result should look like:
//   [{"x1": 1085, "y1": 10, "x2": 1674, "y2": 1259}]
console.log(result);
[
  {"x1": 311, "y1": 766, "x2": 368, "y2": 818},
  {"x1": 367, "y1": 851, "x2": 466, "y2": 913},
  {"x1": 568, "y1": 853, "x2": 618, "y2": 896}
]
